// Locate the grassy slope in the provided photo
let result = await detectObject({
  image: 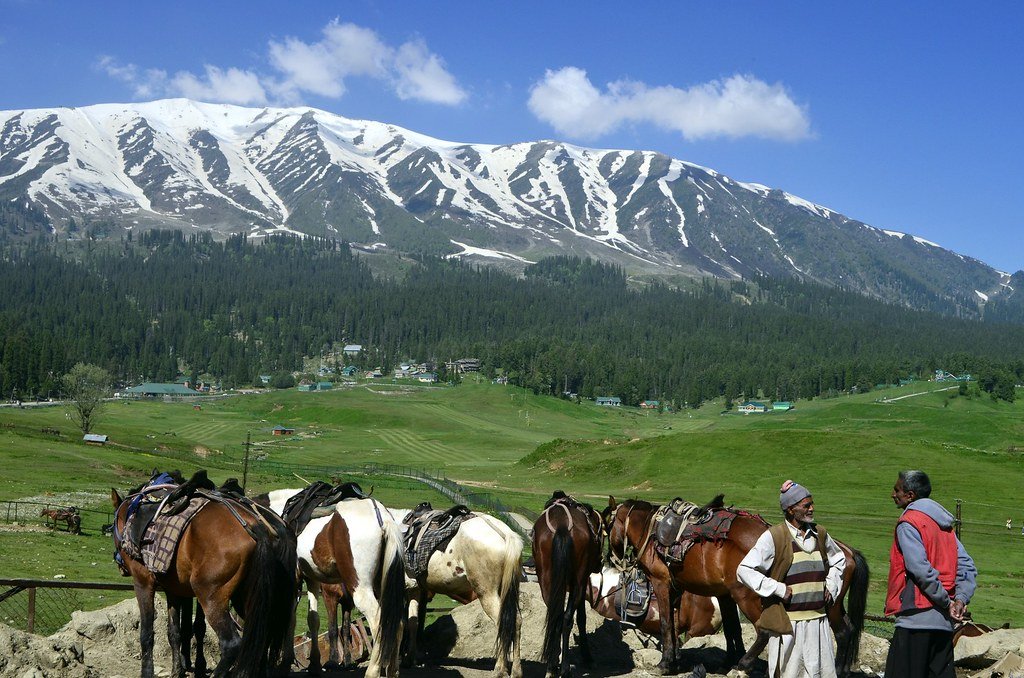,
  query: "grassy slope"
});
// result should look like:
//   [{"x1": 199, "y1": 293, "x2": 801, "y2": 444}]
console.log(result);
[{"x1": 1, "y1": 378, "x2": 1021, "y2": 626}]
